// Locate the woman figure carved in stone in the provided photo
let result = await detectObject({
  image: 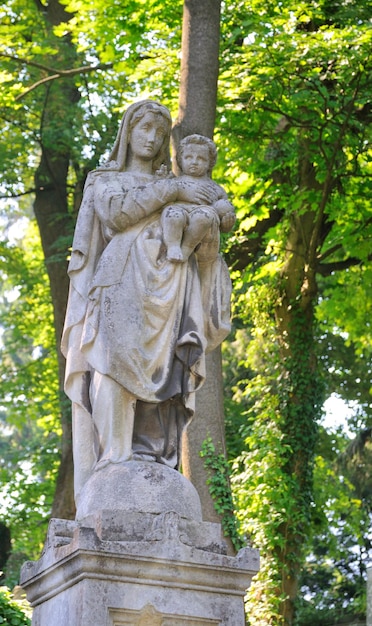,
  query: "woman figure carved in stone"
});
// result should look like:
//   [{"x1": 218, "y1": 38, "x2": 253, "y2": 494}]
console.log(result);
[{"x1": 61, "y1": 100, "x2": 232, "y2": 506}]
